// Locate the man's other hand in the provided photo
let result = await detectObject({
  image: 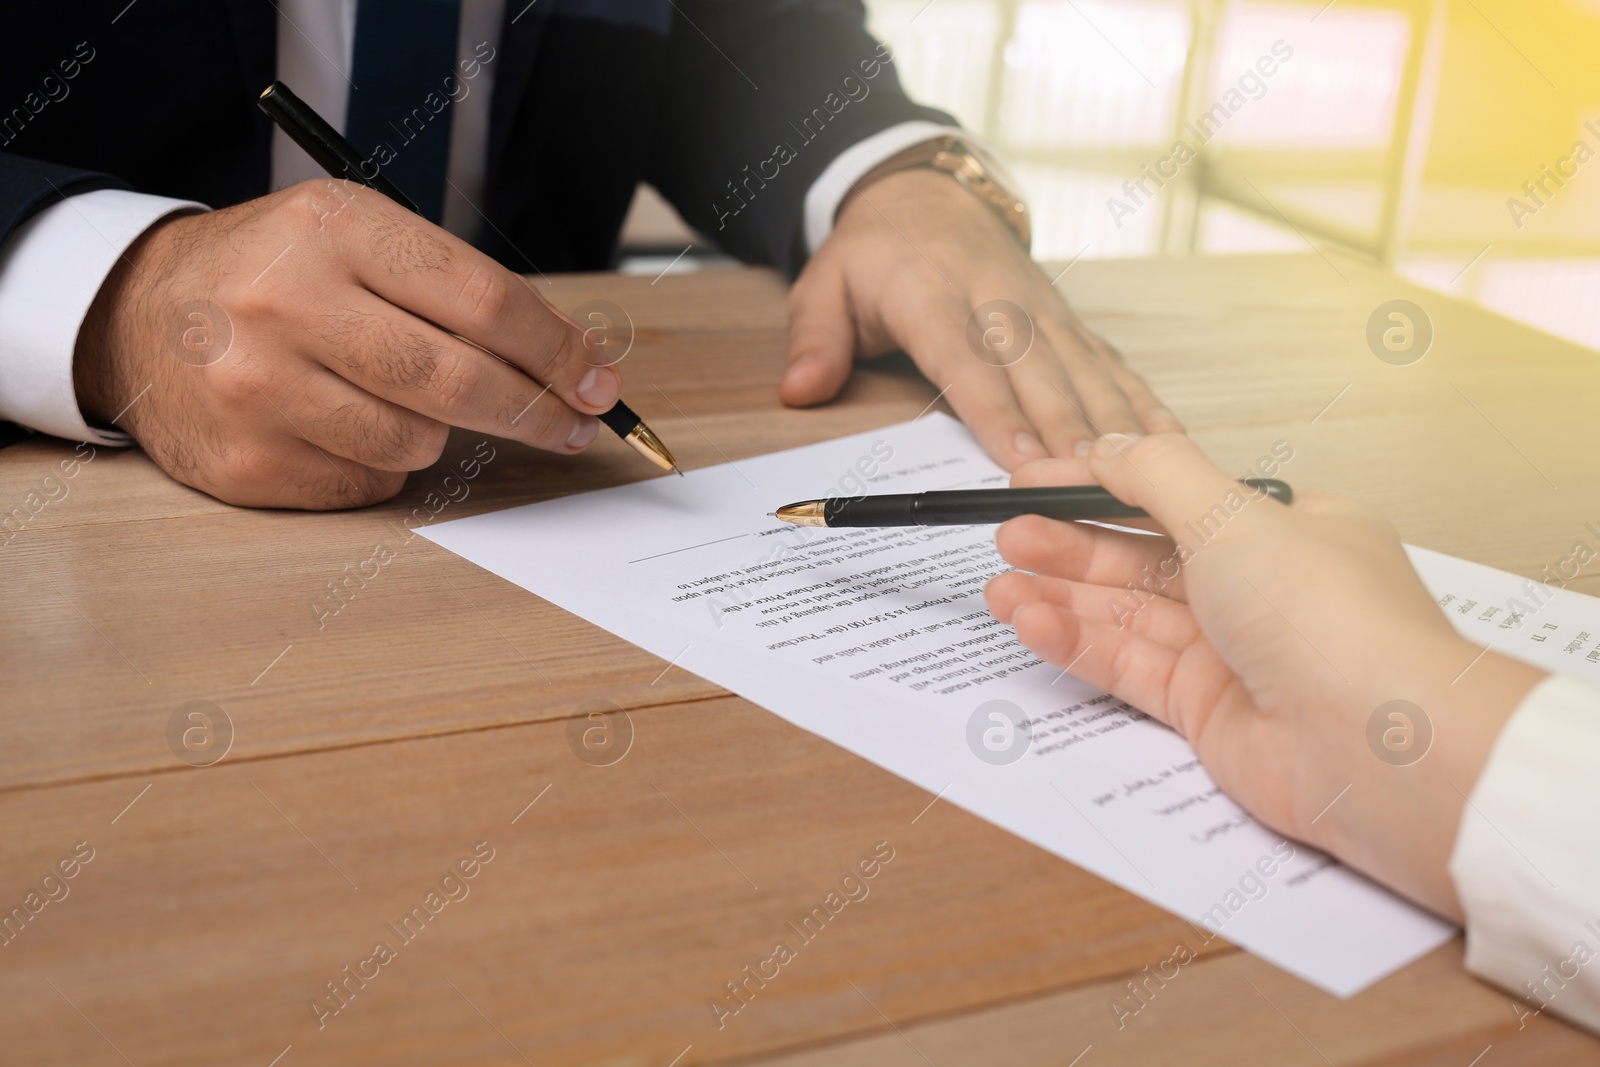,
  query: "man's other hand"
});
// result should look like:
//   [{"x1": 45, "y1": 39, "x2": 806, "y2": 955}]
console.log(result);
[{"x1": 784, "y1": 167, "x2": 1182, "y2": 476}]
